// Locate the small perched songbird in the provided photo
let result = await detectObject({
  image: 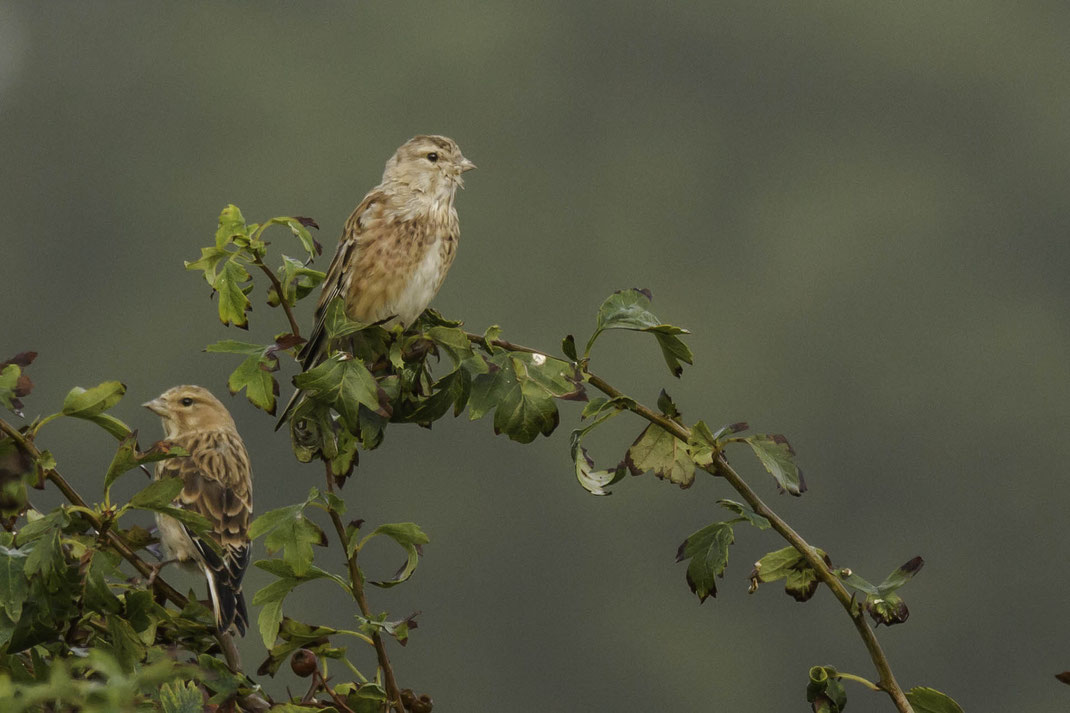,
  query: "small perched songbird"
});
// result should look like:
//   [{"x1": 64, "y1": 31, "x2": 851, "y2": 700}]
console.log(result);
[
  {"x1": 278, "y1": 134, "x2": 475, "y2": 426},
  {"x1": 143, "y1": 385, "x2": 253, "y2": 635}
]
